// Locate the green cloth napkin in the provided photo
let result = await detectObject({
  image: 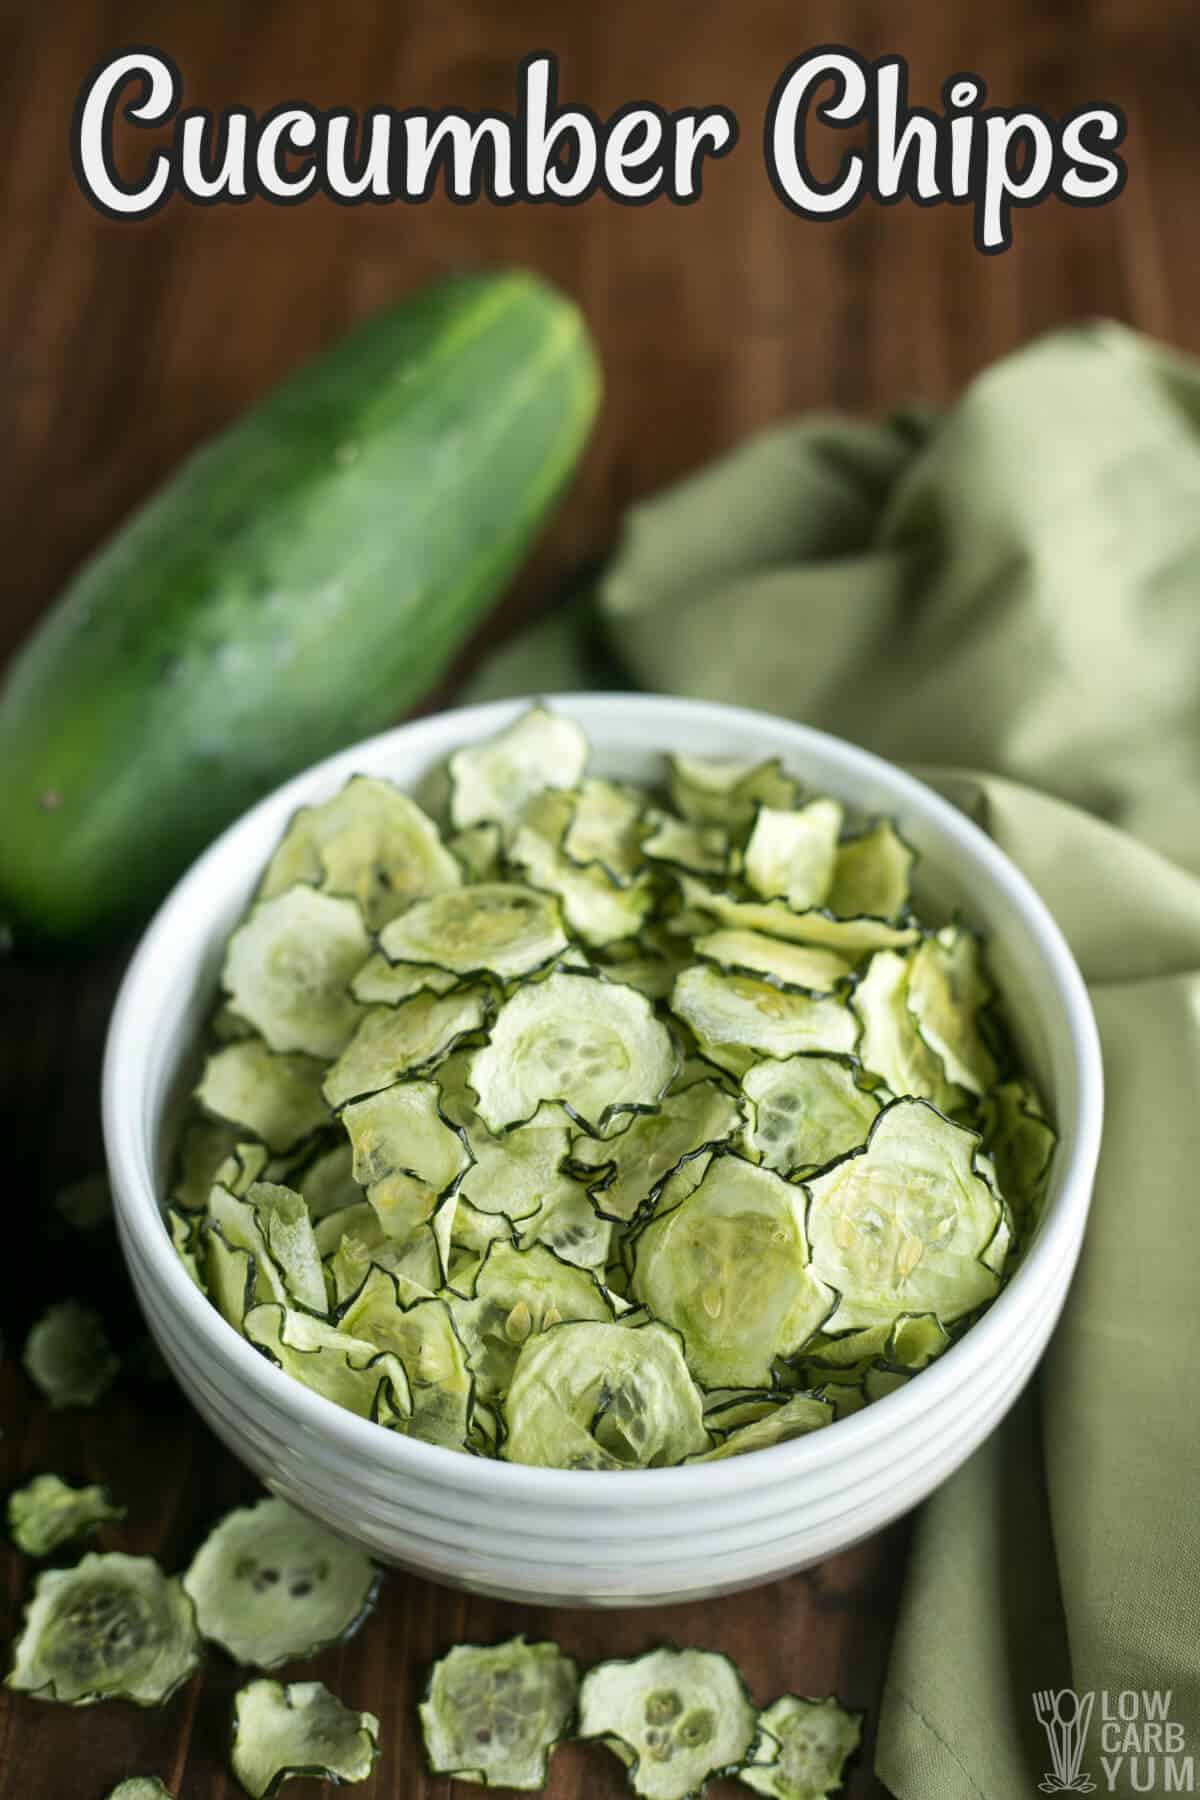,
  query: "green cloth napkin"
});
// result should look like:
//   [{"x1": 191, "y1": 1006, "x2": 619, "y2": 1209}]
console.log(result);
[{"x1": 466, "y1": 321, "x2": 1200, "y2": 1797}]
